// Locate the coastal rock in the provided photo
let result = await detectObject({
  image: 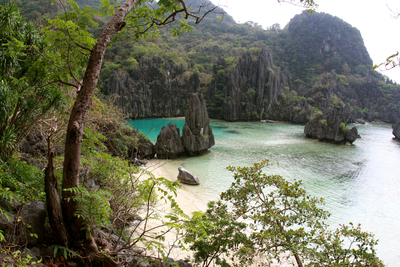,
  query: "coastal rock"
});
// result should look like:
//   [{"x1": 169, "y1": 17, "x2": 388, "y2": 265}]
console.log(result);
[
  {"x1": 304, "y1": 108, "x2": 358, "y2": 144},
  {"x1": 393, "y1": 118, "x2": 400, "y2": 139},
  {"x1": 154, "y1": 122, "x2": 185, "y2": 159},
  {"x1": 177, "y1": 166, "x2": 200, "y2": 185},
  {"x1": 181, "y1": 94, "x2": 215, "y2": 156},
  {"x1": 356, "y1": 119, "x2": 366, "y2": 124}
]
